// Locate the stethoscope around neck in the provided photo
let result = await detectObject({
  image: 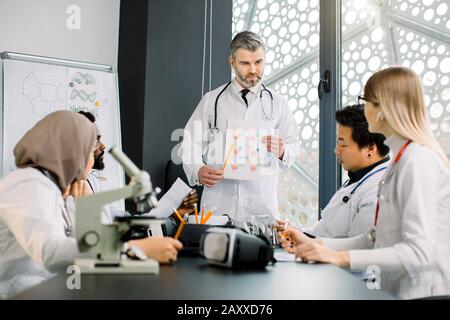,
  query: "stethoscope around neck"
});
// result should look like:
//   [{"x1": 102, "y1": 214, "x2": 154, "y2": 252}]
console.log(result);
[
  {"x1": 210, "y1": 81, "x2": 274, "y2": 134},
  {"x1": 341, "y1": 166, "x2": 388, "y2": 204}
]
